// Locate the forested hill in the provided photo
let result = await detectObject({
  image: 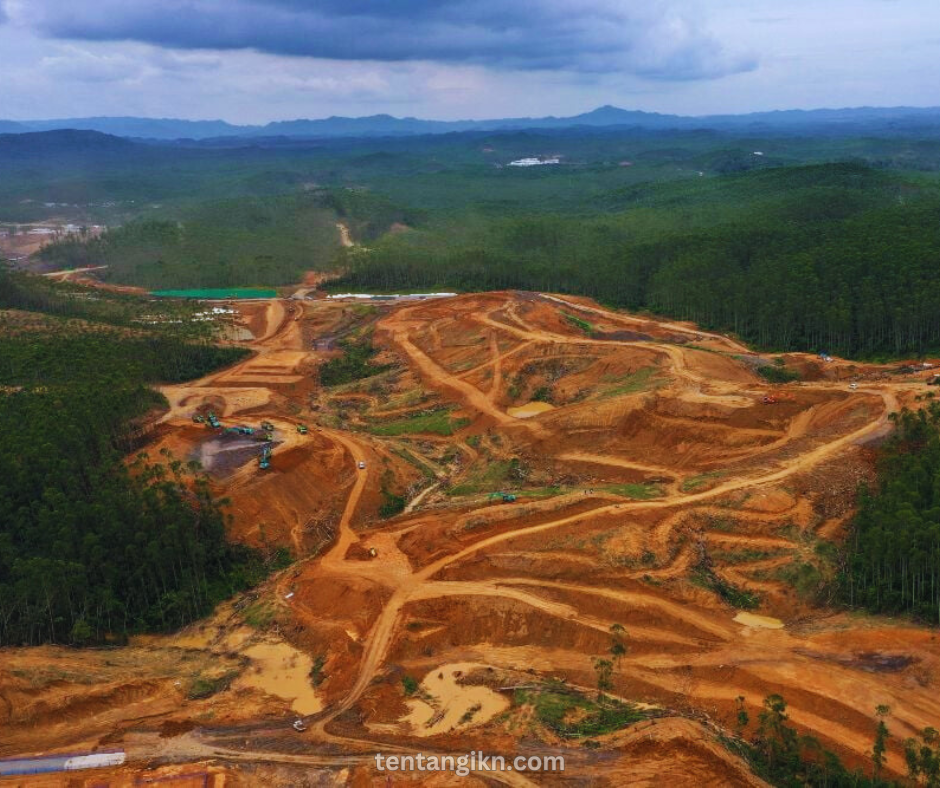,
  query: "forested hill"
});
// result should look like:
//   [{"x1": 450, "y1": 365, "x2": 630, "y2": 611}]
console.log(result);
[
  {"x1": 0, "y1": 269, "x2": 261, "y2": 646},
  {"x1": 332, "y1": 163, "x2": 940, "y2": 357},
  {"x1": 37, "y1": 189, "x2": 411, "y2": 290}
]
